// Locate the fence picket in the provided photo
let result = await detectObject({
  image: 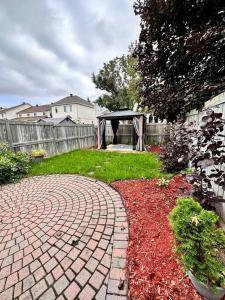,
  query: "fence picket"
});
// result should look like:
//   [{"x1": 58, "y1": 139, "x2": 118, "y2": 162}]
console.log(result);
[
  {"x1": 0, "y1": 120, "x2": 96, "y2": 156},
  {"x1": 186, "y1": 92, "x2": 225, "y2": 221}
]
